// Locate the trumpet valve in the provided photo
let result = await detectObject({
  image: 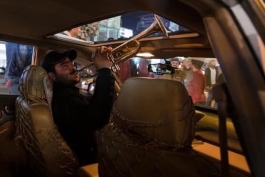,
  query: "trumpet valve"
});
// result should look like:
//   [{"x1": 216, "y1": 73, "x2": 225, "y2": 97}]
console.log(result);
[{"x1": 108, "y1": 54, "x2": 120, "y2": 73}]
